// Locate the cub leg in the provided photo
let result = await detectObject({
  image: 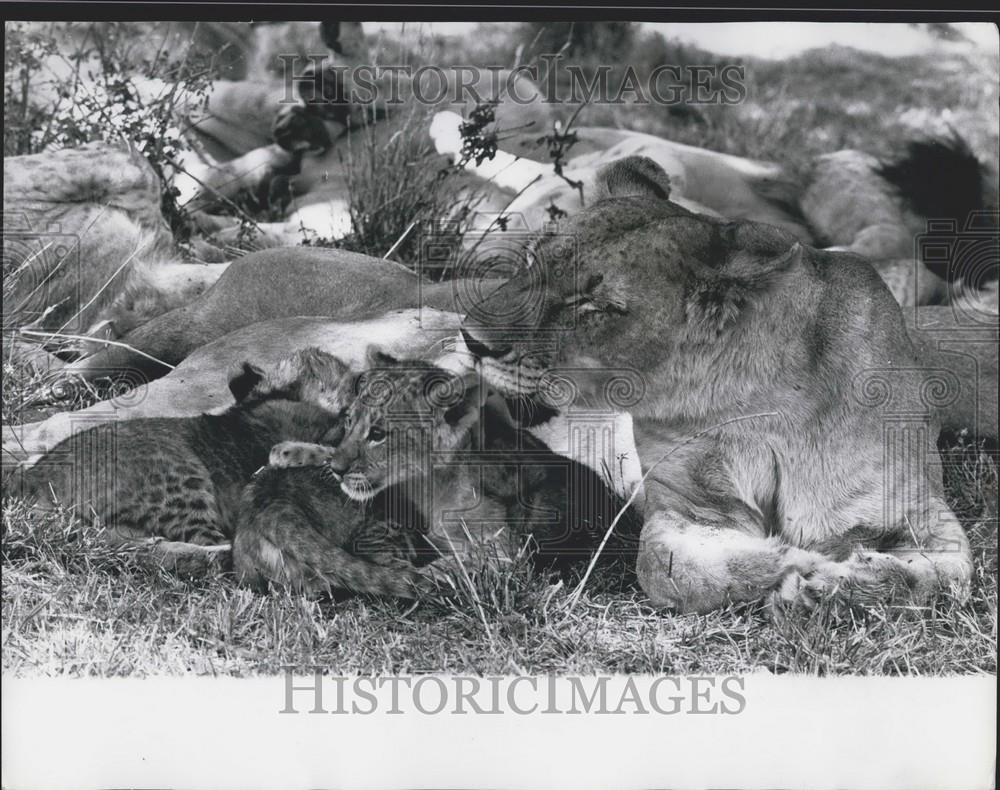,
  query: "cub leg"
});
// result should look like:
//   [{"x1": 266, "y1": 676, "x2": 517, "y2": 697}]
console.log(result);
[{"x1": 233, "y1": 504, "x2": 431, "y2": 599}]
